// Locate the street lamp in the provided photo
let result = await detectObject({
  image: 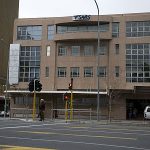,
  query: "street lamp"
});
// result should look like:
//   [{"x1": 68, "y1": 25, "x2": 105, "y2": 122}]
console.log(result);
[{"x1": 94, "y1": 0, "x2": 100, "y2": 121}]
